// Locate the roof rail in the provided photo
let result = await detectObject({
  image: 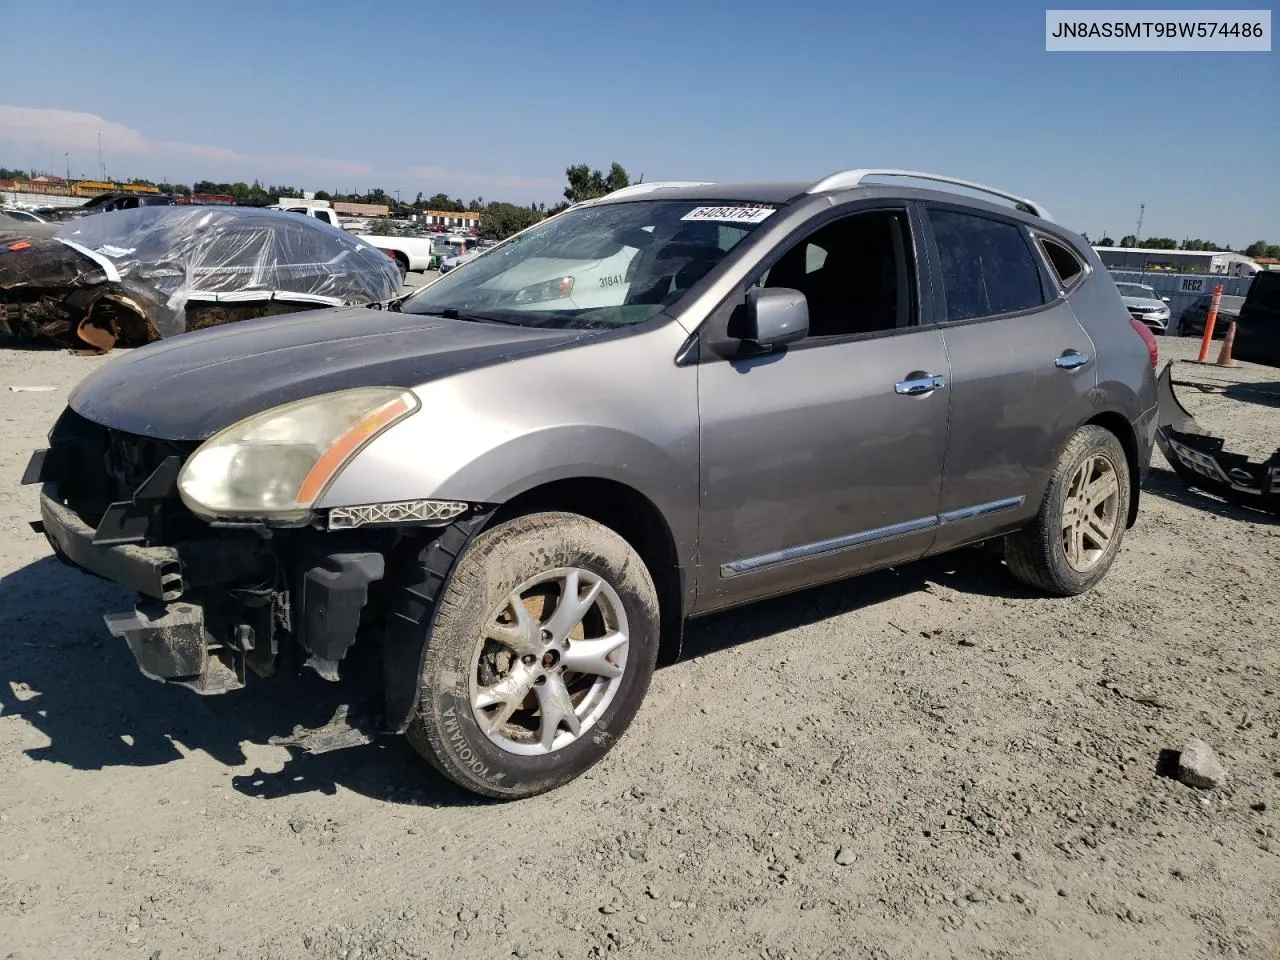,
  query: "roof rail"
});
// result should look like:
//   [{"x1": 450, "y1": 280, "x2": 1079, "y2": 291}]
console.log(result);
[
  {"x1": 805, "y1": 168, "x2": 1052, "y2": 222},
  {"x1": 587, "y1": 181, "x2": 715, "y2": 203}
]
